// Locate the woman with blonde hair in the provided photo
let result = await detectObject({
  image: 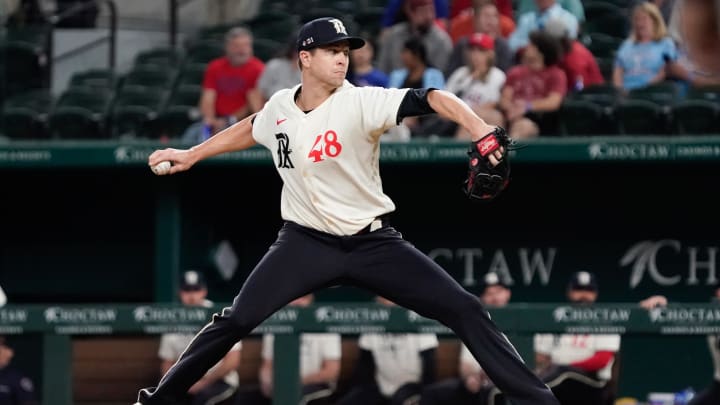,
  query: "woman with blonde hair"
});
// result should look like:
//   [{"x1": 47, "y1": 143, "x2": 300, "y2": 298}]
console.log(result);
[{"x1": 613, "y1": 1, "x2": 678, "y2": 91}]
